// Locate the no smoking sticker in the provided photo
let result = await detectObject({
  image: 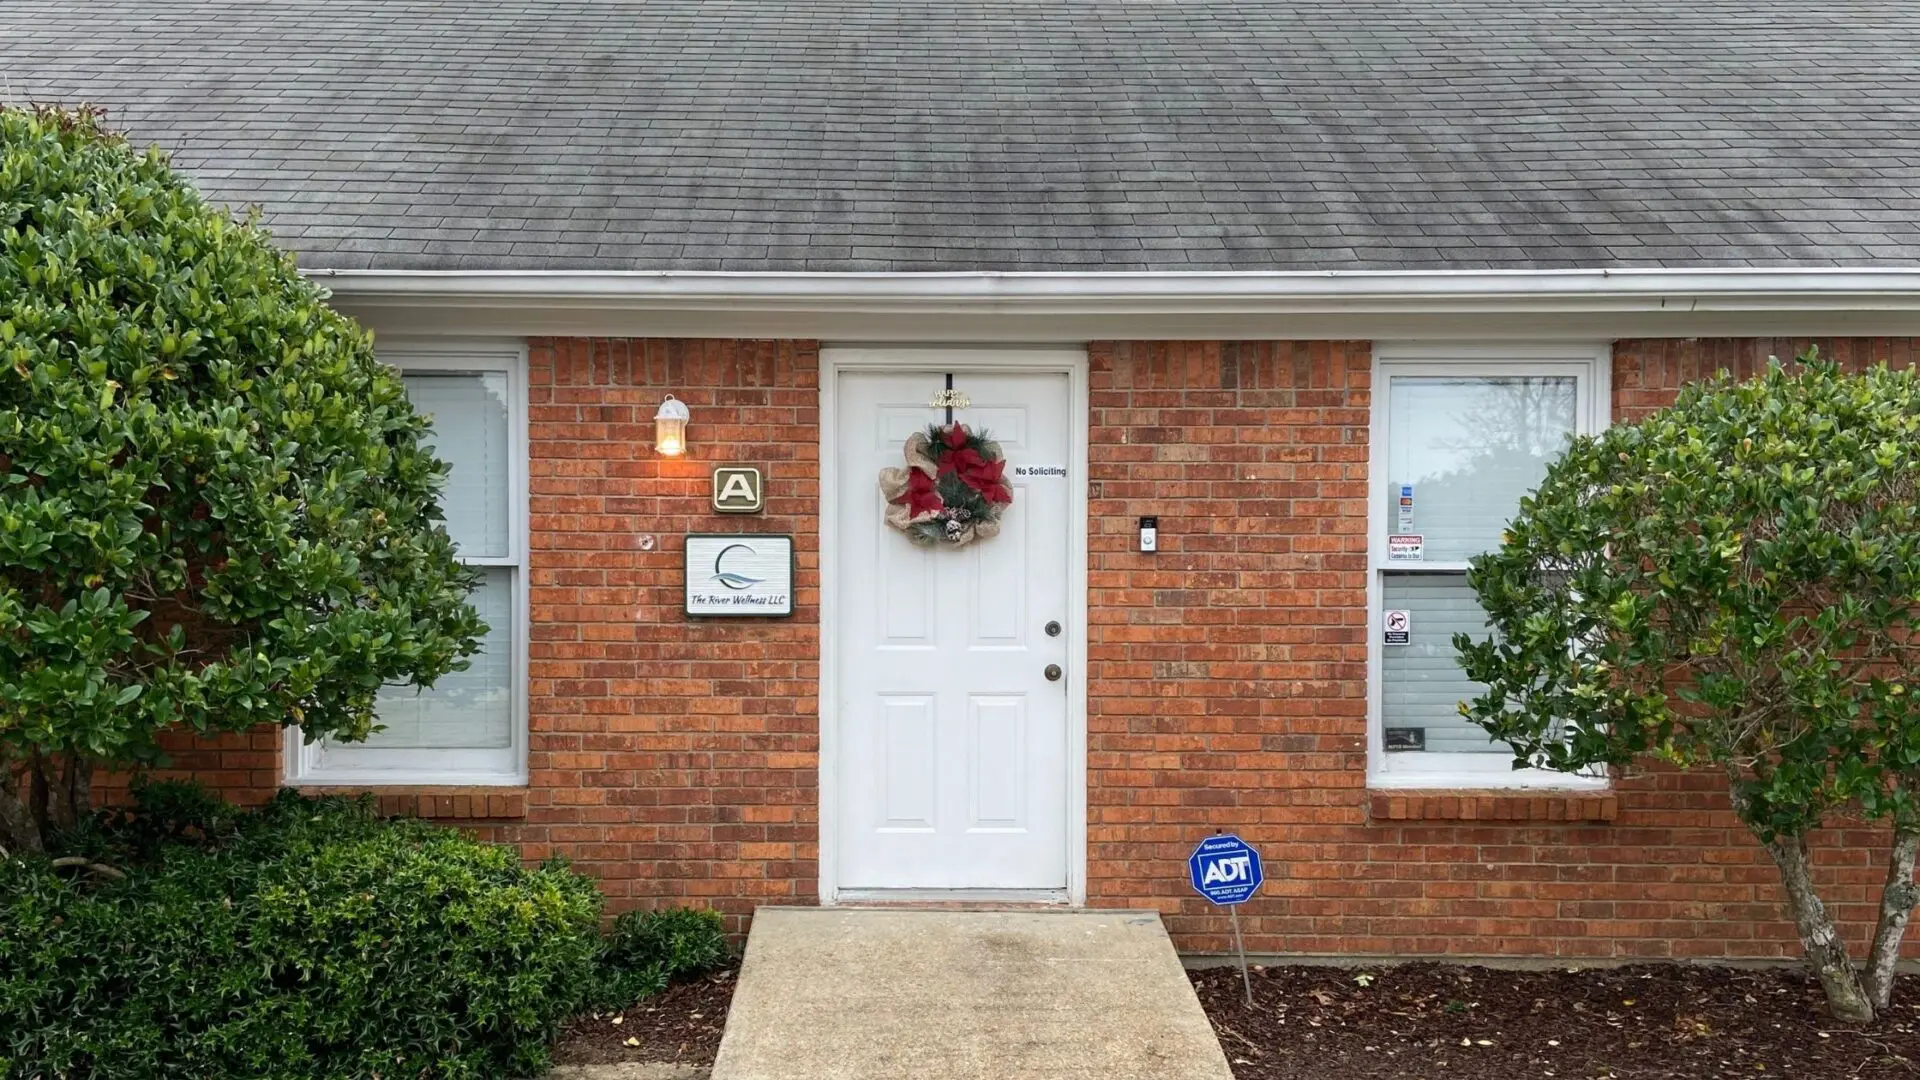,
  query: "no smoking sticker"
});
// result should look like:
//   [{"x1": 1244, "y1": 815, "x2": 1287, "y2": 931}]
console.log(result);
[{"x1": 1383, "y1": 609, "x2": 1411, "y2": 645}]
